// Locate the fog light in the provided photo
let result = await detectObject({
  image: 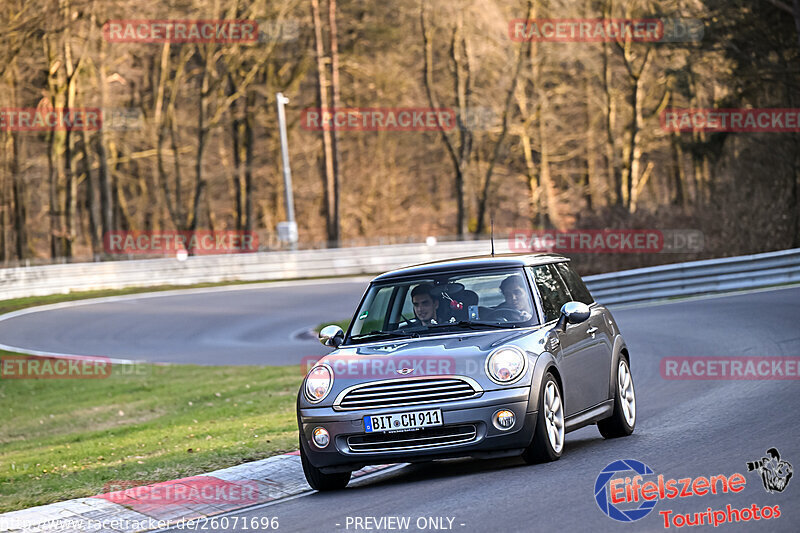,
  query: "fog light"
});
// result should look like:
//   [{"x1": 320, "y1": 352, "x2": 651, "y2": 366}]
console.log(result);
[
  {"x1": 493, "y1": 409, "x2": 516, "y2": 430},
  {"x1": 312, "y1": 427, "x2": 330, "y2": 448}
]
